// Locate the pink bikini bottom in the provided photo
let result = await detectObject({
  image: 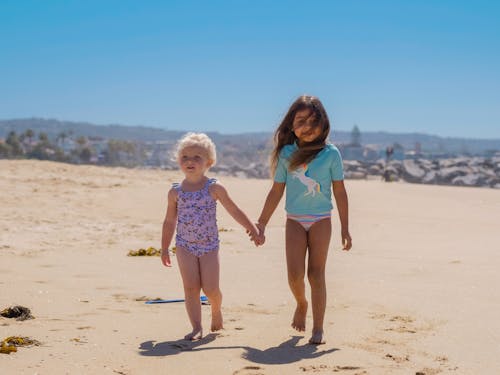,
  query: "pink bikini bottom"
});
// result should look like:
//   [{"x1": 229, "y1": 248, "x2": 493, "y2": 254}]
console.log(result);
[{"x1": 287, "y1": 212, "x2": 331, "y2": 231}]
